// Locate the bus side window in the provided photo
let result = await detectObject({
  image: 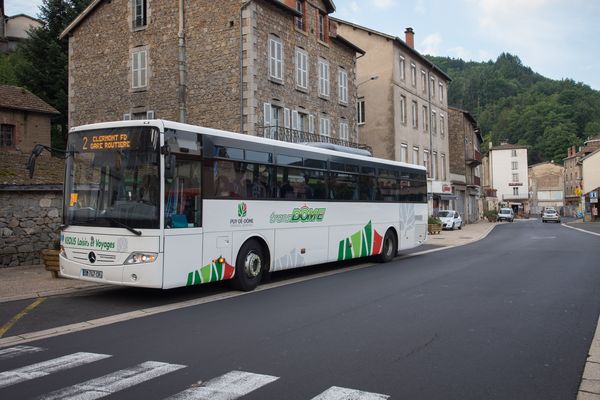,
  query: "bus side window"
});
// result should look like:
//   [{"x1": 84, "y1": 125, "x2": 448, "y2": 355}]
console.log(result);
[{"x1": 165, "y1": 157, "x2": 202, "y2": 228}]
